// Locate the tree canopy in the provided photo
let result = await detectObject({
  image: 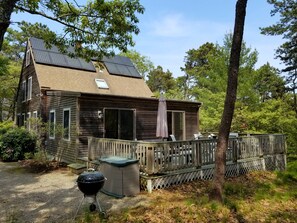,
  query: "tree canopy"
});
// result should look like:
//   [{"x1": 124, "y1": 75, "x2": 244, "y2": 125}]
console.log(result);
[
  {"x1": 146, "y1": 65, "x2": 176, "y2": 96},
  {"x1": 260, "y1": 0, "x2": 297, "y2": 114},
  {"x1": 0, "y1": 0, "x2": 144, "y2": 60}
]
